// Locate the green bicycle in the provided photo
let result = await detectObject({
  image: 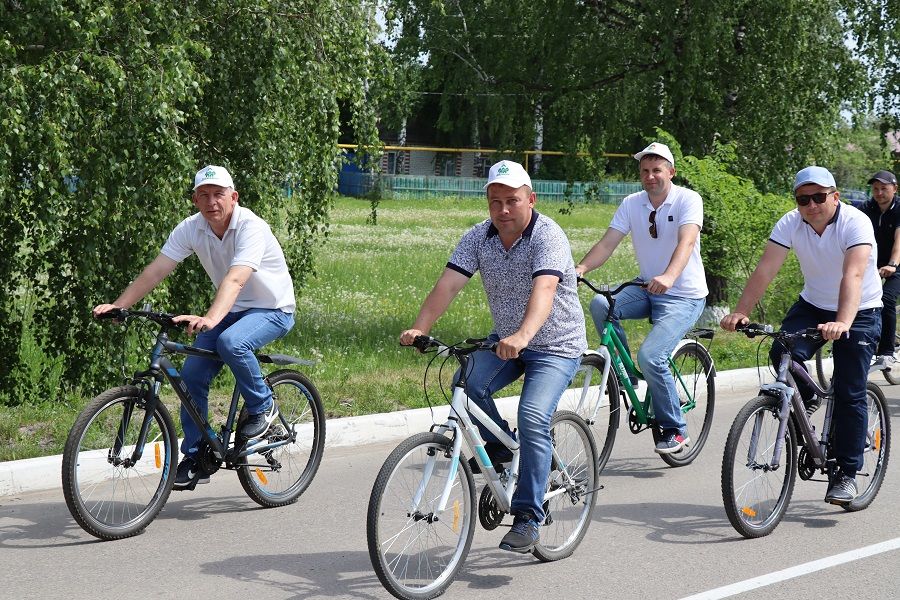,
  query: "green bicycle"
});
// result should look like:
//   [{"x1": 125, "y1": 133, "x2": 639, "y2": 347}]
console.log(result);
[{"x1": 563, "y1": 278, "x2": 716, "y2": 472}]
